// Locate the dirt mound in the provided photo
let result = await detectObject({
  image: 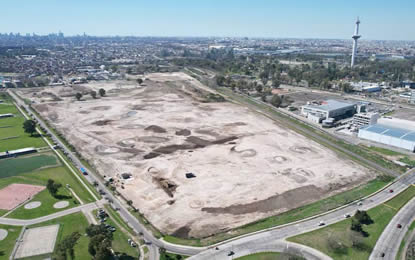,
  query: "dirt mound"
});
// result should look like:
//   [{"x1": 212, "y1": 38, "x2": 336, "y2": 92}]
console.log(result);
[
  {"x1": 138, "y1": 136, "x2": 169, "y2": 143},
  {"x1": 145, "y1": 125, "x2": 167, "y2": 133},
  {"x1": 211, "y1": 136, "x2": 238, "y2": 144},
  {"x1": 202, "y1": 185, "x2": 324, "y2": 215},
  {"x1": 230, "y1": 146, "x2": 257, "y2": 157},
  {"x1": 95, "y1": 145, "x2": 120, "y2": 154},
  {"x1": 90, "y1": 106, "x2": 111, "y2": 111},
  {"x1": 153, "y1": 177, "x2": 178, "y2": 197},
  {"x1": 143, "y1": 152, "x2": 161, "y2": 159},
  {"x1": 171, "y1": 226, "x2": 191, "y2": 239},
  {"x1": 154, "y1": 144, "x2": 194, "y2": 154},
  {"x1": 175, "y1": 129, "x2": 191, "y2": 136},
  {"x1": 92, "y1": 120, "x2": 113, "y2": 126},
  {"x1": 290, "y1": 146, "x2": 314, "y2": 154},
  {"x1": 185, "y1": 136, "x2": 211, "y2": 147}
]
